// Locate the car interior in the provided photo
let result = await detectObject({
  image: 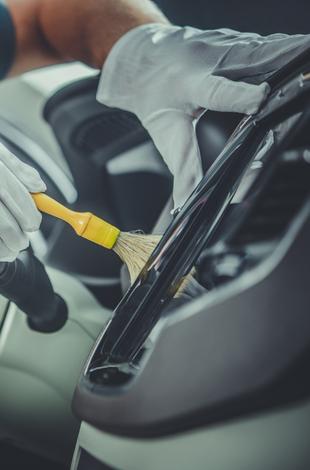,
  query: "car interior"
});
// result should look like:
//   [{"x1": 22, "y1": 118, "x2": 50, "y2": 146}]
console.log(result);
[{"x1": 0, "y1": 1, "x2": 310, "y2": 469}]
